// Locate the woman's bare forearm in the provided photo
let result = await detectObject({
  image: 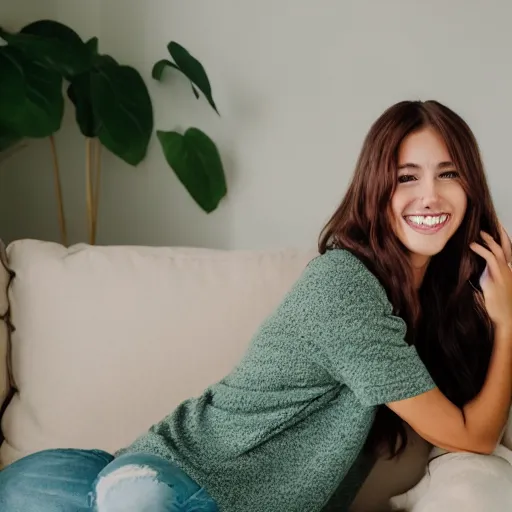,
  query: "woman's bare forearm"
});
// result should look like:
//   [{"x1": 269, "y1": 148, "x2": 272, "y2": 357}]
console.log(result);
[
  {"x1": 462, "y1": 326, "x2": 512, "y2": 451},
  {"x1": 388, "y1": 327, "x2": 512, "y2": 454}
]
